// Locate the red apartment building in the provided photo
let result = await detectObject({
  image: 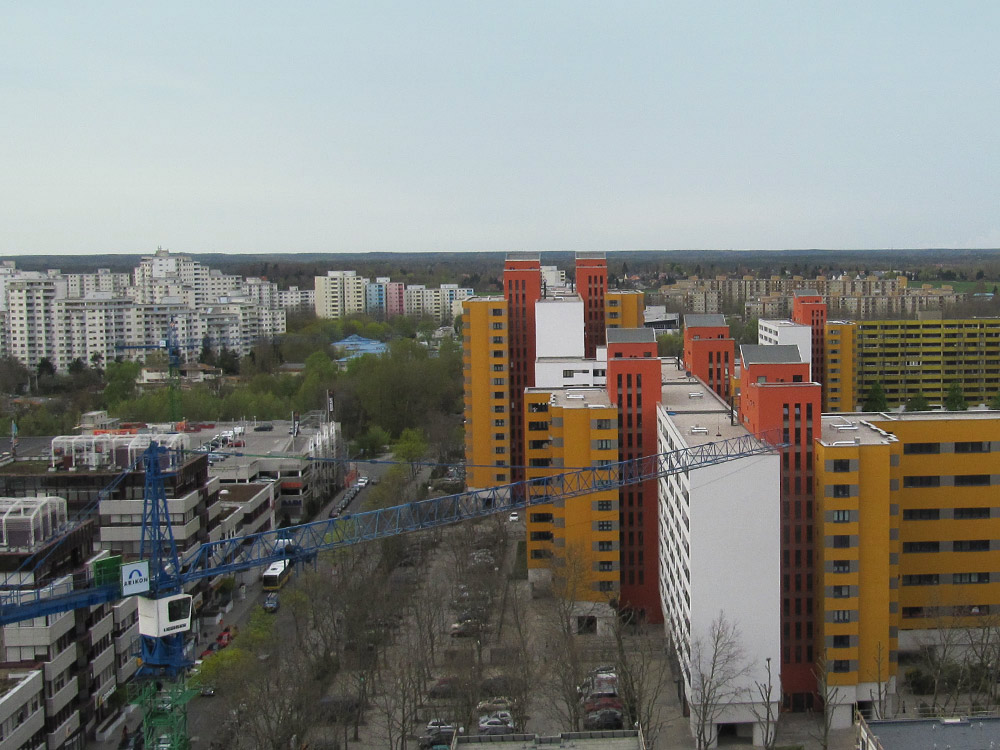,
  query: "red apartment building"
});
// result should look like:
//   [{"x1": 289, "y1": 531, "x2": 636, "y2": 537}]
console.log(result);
[
  {"x1": 504, "y1": 254, "x2": 543, "y2": 483},
  {"x1": 682, "y1": 314, "x2": 735, "y2": 401},
  {"x1": 576, "y1": 253, "x2": 608, "y2": 360},
  {"x1": 606, "y1": 328, "x2": 663, "y2": 622},
  {"x1": 738, "y1": 344, "x2": 822, "y2": 710},
  {"x1": 791, "y1": 291, "x2": 827, "y2": 385}
]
